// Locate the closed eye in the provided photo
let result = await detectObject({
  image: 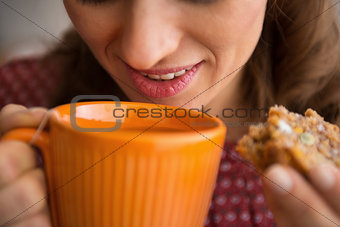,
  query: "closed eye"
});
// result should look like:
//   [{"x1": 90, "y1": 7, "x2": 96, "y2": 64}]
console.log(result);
[
  {"x1": 80, "y1": 0, "x2": 219, "y2": 5},
  {"x1": 80, "y1": 0, "x2": 109, "y2": 4},
  {"x1": 183, "y1": 0, "x2": 219, "y2": 3}
]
